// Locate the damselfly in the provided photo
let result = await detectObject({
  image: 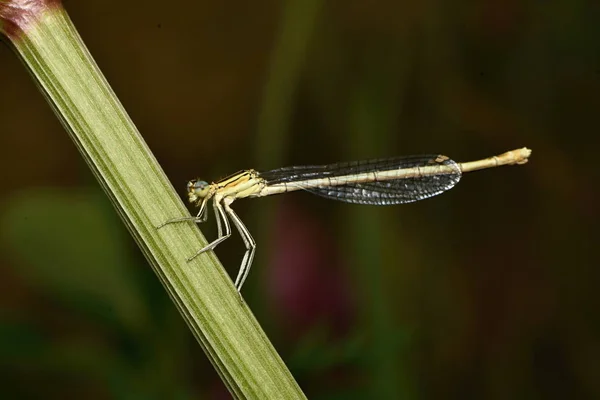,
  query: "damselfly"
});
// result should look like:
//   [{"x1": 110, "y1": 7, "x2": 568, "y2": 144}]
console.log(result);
[{"x1": 160, "y1": 147, "x2": 531, "y2": 293}]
